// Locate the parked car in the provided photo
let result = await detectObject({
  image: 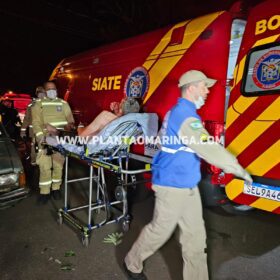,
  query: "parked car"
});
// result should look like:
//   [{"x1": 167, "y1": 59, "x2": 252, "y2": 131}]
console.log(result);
[{"x1": 0, "y1": 120, "x2": 29, "y2": 208}]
